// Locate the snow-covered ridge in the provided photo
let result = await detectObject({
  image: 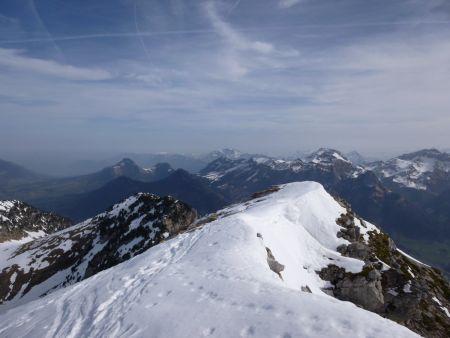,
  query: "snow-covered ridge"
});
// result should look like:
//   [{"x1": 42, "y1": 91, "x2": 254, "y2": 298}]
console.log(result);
[
  {"x1": 0, "y1": 193, "x2": 196, "y2": 311},
  {"x1": 0, "y1": 182, "x2": 423, "y2": 337}
]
